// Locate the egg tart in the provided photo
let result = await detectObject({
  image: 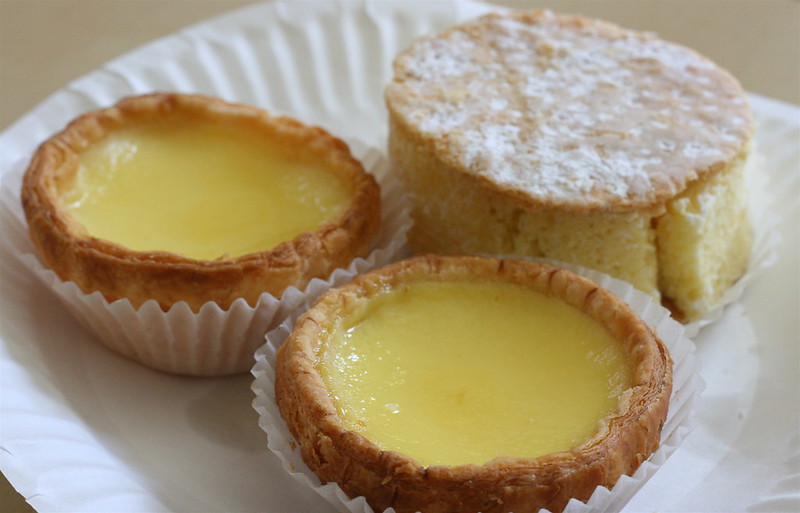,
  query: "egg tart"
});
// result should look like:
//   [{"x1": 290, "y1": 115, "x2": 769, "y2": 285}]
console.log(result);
[
  {"x1": 21, "y1": 93, "x2": 381, "y2": 312},
  {"x1": 275, "y1": 254, "x2": 673, "y2": 513}
]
